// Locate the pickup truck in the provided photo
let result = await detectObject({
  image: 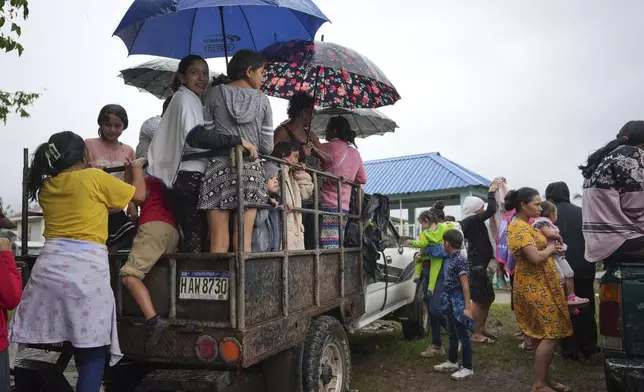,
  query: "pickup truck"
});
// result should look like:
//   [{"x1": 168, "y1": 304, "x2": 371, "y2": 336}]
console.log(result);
[
  {"x1": 11, "y1": 148, "x2": 425, "y2": 392},
  {"x1": 599, "y1": 262, "x2": 644, "y2": 392}
]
